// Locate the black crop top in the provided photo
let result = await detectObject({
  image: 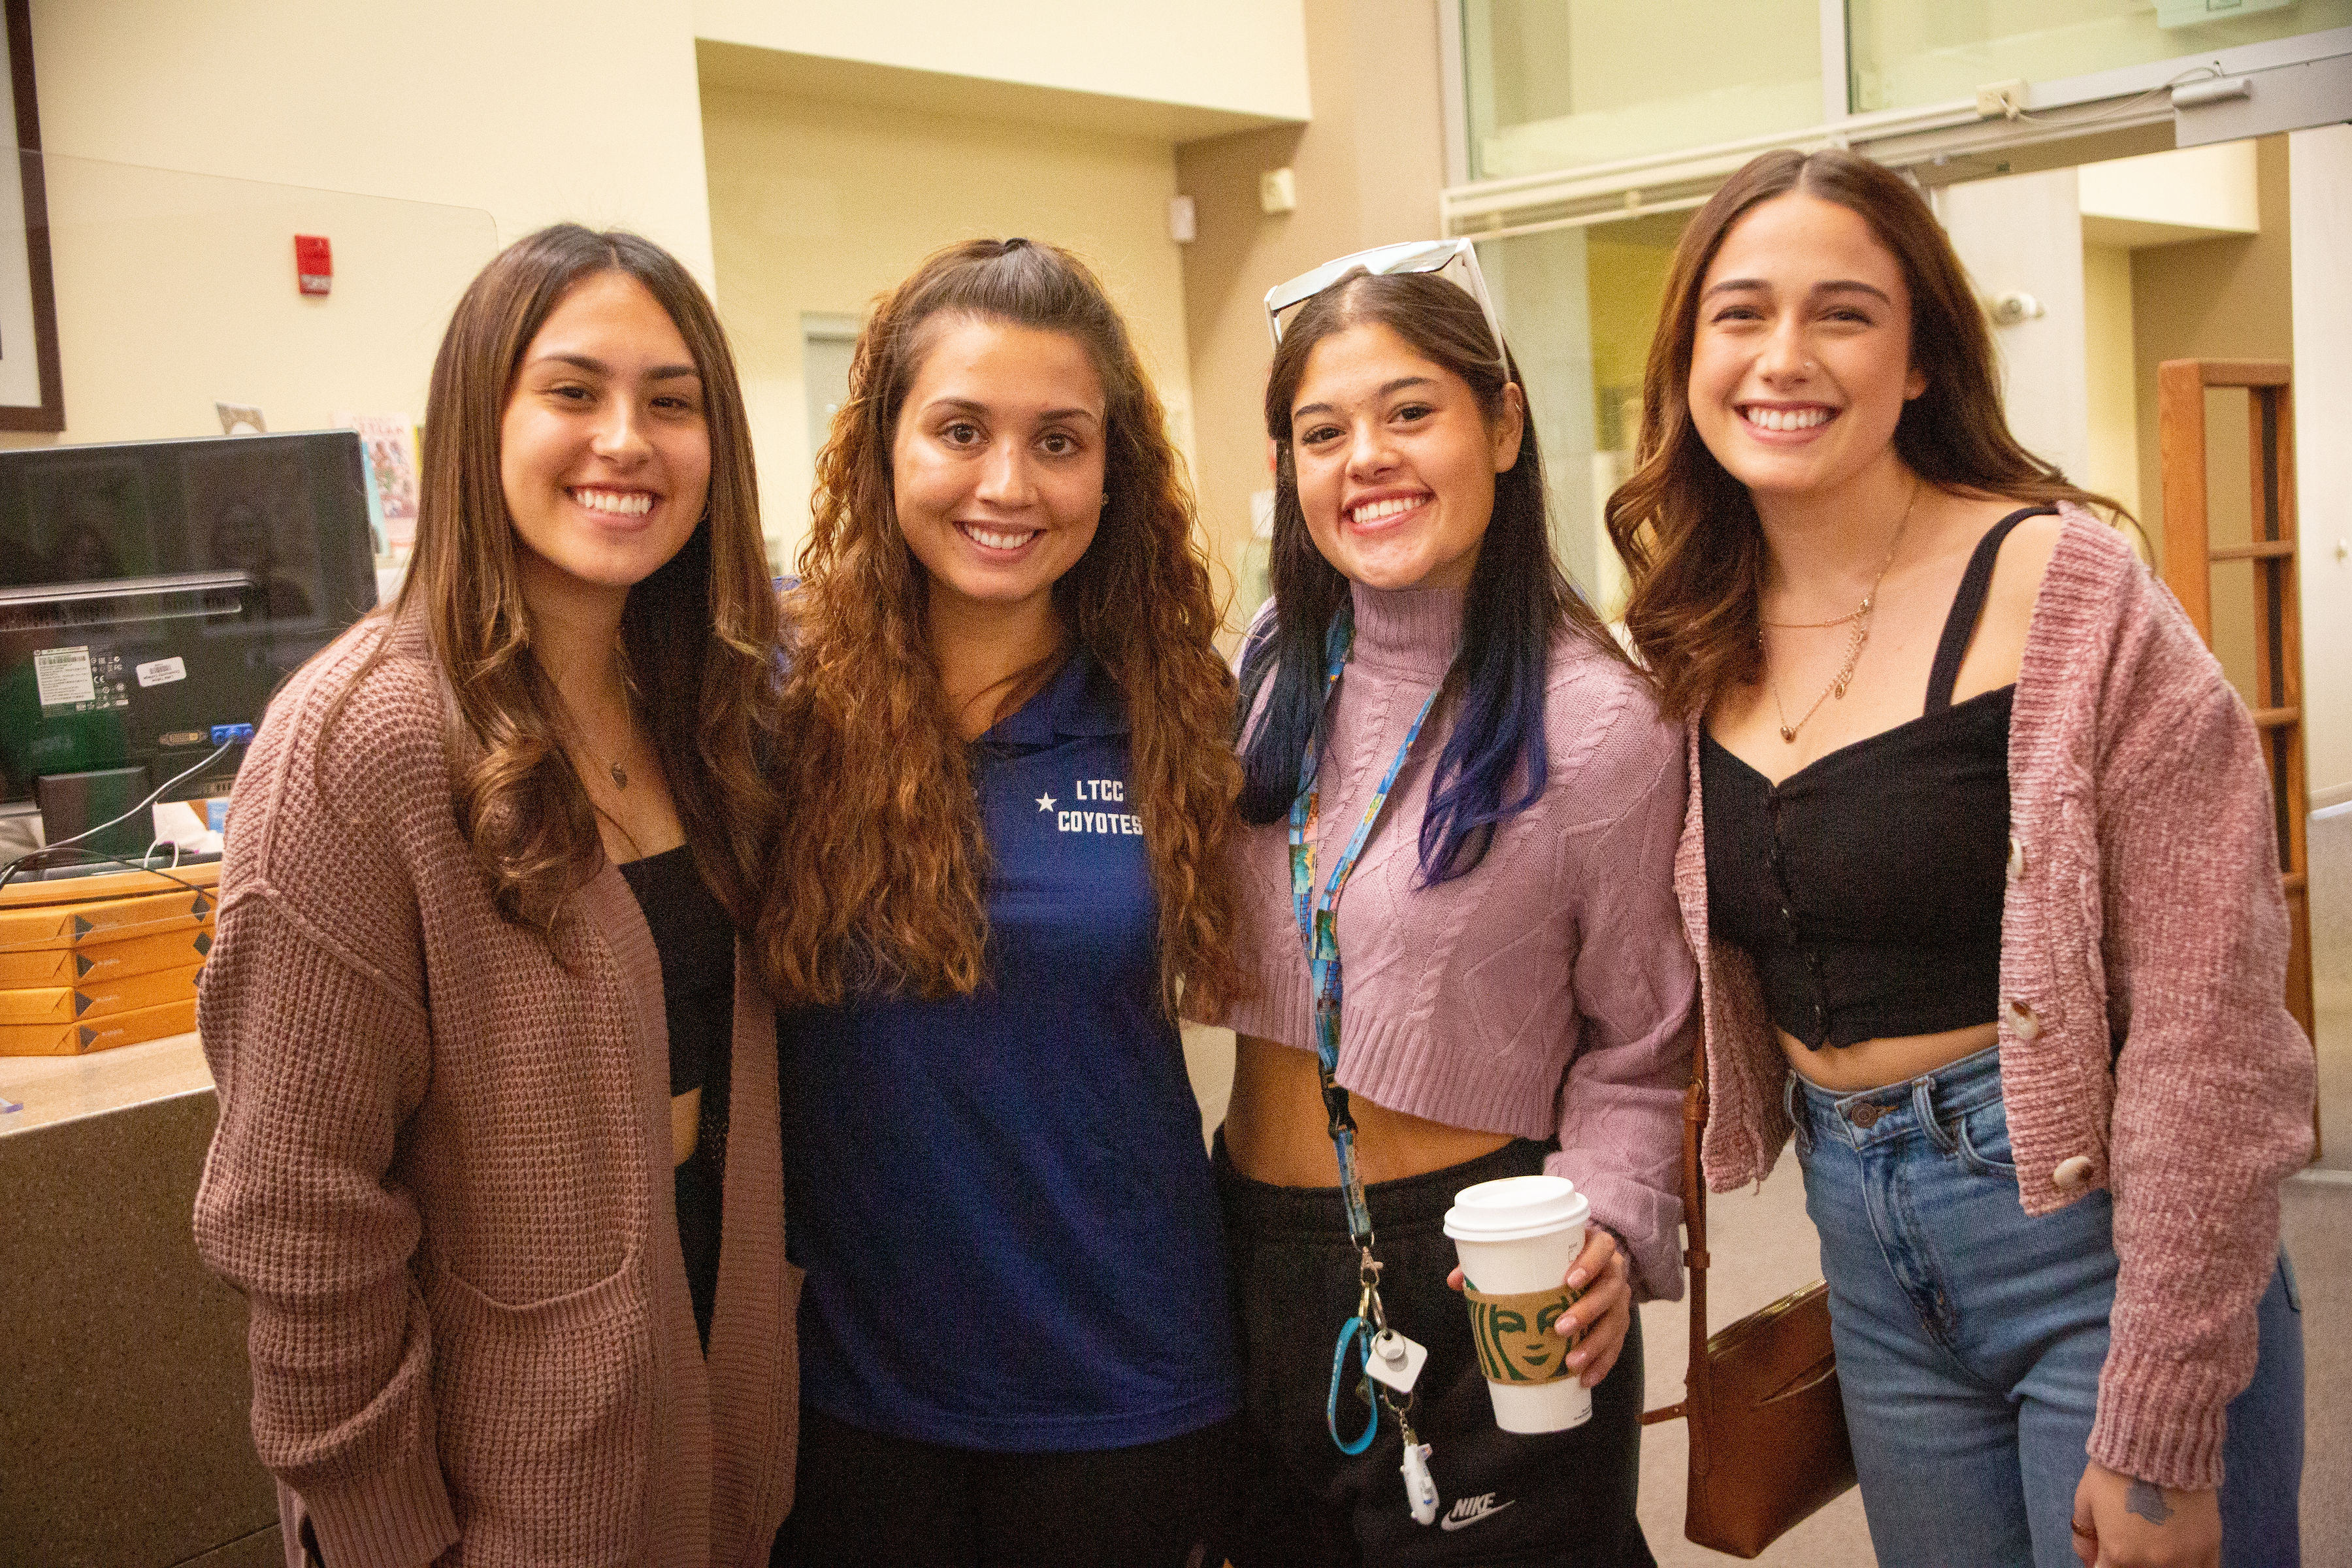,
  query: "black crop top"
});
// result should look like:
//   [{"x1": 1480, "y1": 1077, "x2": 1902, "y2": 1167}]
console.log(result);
[
  {"x1": 618, "y1": 843, "x2": 736, "y2": 1347},
  {"x1": 1702, "y1": 507, "x2": 2052, "y2": 1049}
]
